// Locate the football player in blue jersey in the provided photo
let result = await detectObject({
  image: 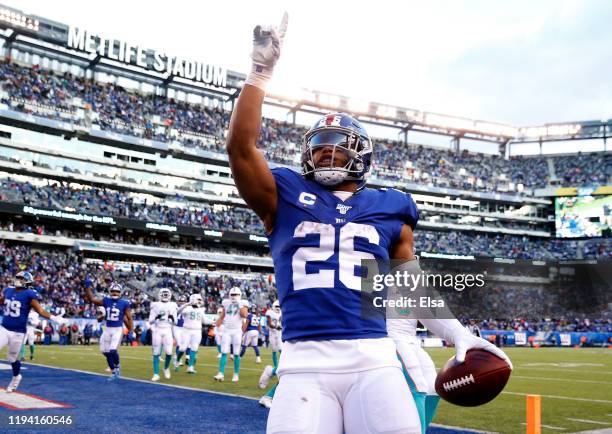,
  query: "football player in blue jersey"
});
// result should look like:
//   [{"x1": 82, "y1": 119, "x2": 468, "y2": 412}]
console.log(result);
[
  {"x1": 227, "y1": 14, "x2": 511, "y2": 433},
  {"x1": 0, "y1": 271, "x2": 67, "y2": 392},
  {"x1": 85, "y1": 282, "x2": 133, "y2": 380},
  {"x1": 240, "y1": 305, "x2": 262, "y2": 363}
]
